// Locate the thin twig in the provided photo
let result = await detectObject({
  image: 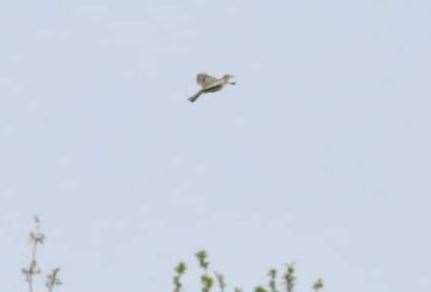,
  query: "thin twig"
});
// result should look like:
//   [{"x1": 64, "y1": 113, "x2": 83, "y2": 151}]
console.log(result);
[
  {"x1": 46, "y1": 268, "x2": 62, "y2": 292},
  {"x1": 22, "y1": 217, "x2": 44, "y2": 292}
]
